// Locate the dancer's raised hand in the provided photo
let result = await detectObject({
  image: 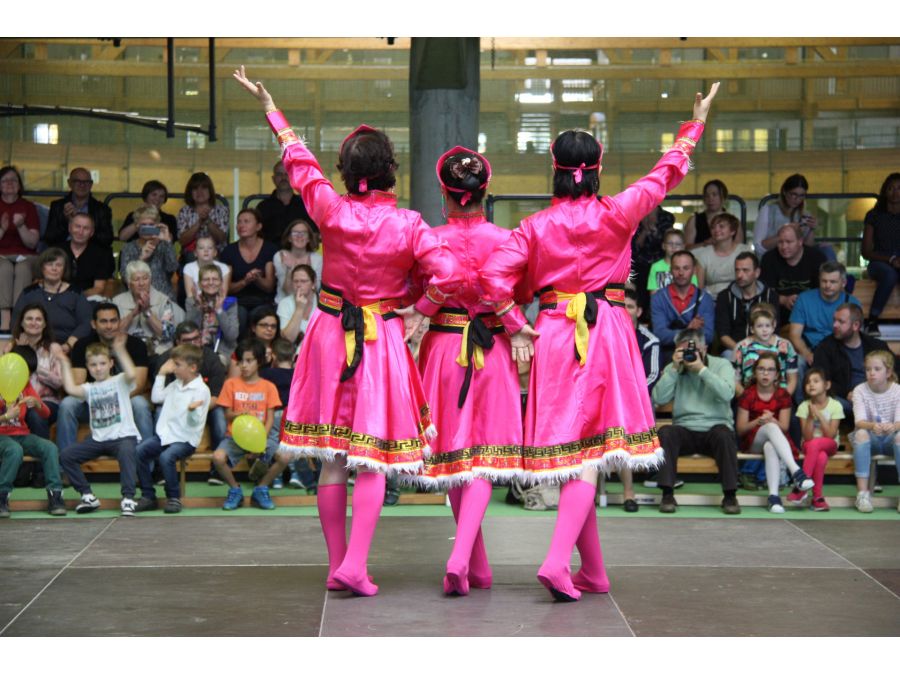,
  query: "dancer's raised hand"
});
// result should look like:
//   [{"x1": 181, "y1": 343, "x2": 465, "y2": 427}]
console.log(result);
[
  {"x1": 233, "y1": 65, "x2": 276, "y2": 112},
  {"x1": 692, "y1": 82, "x2": 720, "y2": 123}
]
